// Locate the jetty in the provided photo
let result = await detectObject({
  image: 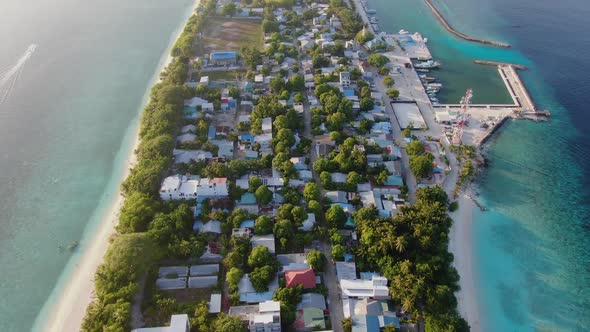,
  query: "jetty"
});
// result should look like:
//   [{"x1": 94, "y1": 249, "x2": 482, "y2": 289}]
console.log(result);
[
  {"x1": 423, "y1": 0, "x2": 511, "y2": 48},
  {"x1": 474, "y1": 60, "x2": 527, "y2": 70}
]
